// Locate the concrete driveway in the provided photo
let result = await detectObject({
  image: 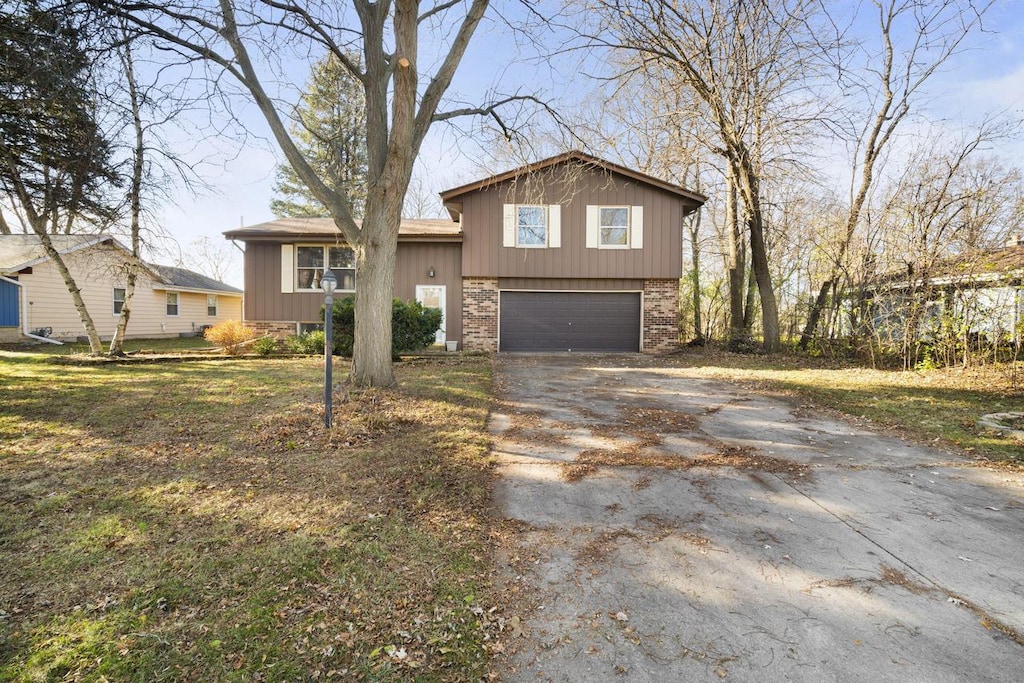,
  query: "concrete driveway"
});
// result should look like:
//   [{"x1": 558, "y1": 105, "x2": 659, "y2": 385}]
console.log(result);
[{"x1": 490, "y1": 354, "x2": 1024, "y2": 682}]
